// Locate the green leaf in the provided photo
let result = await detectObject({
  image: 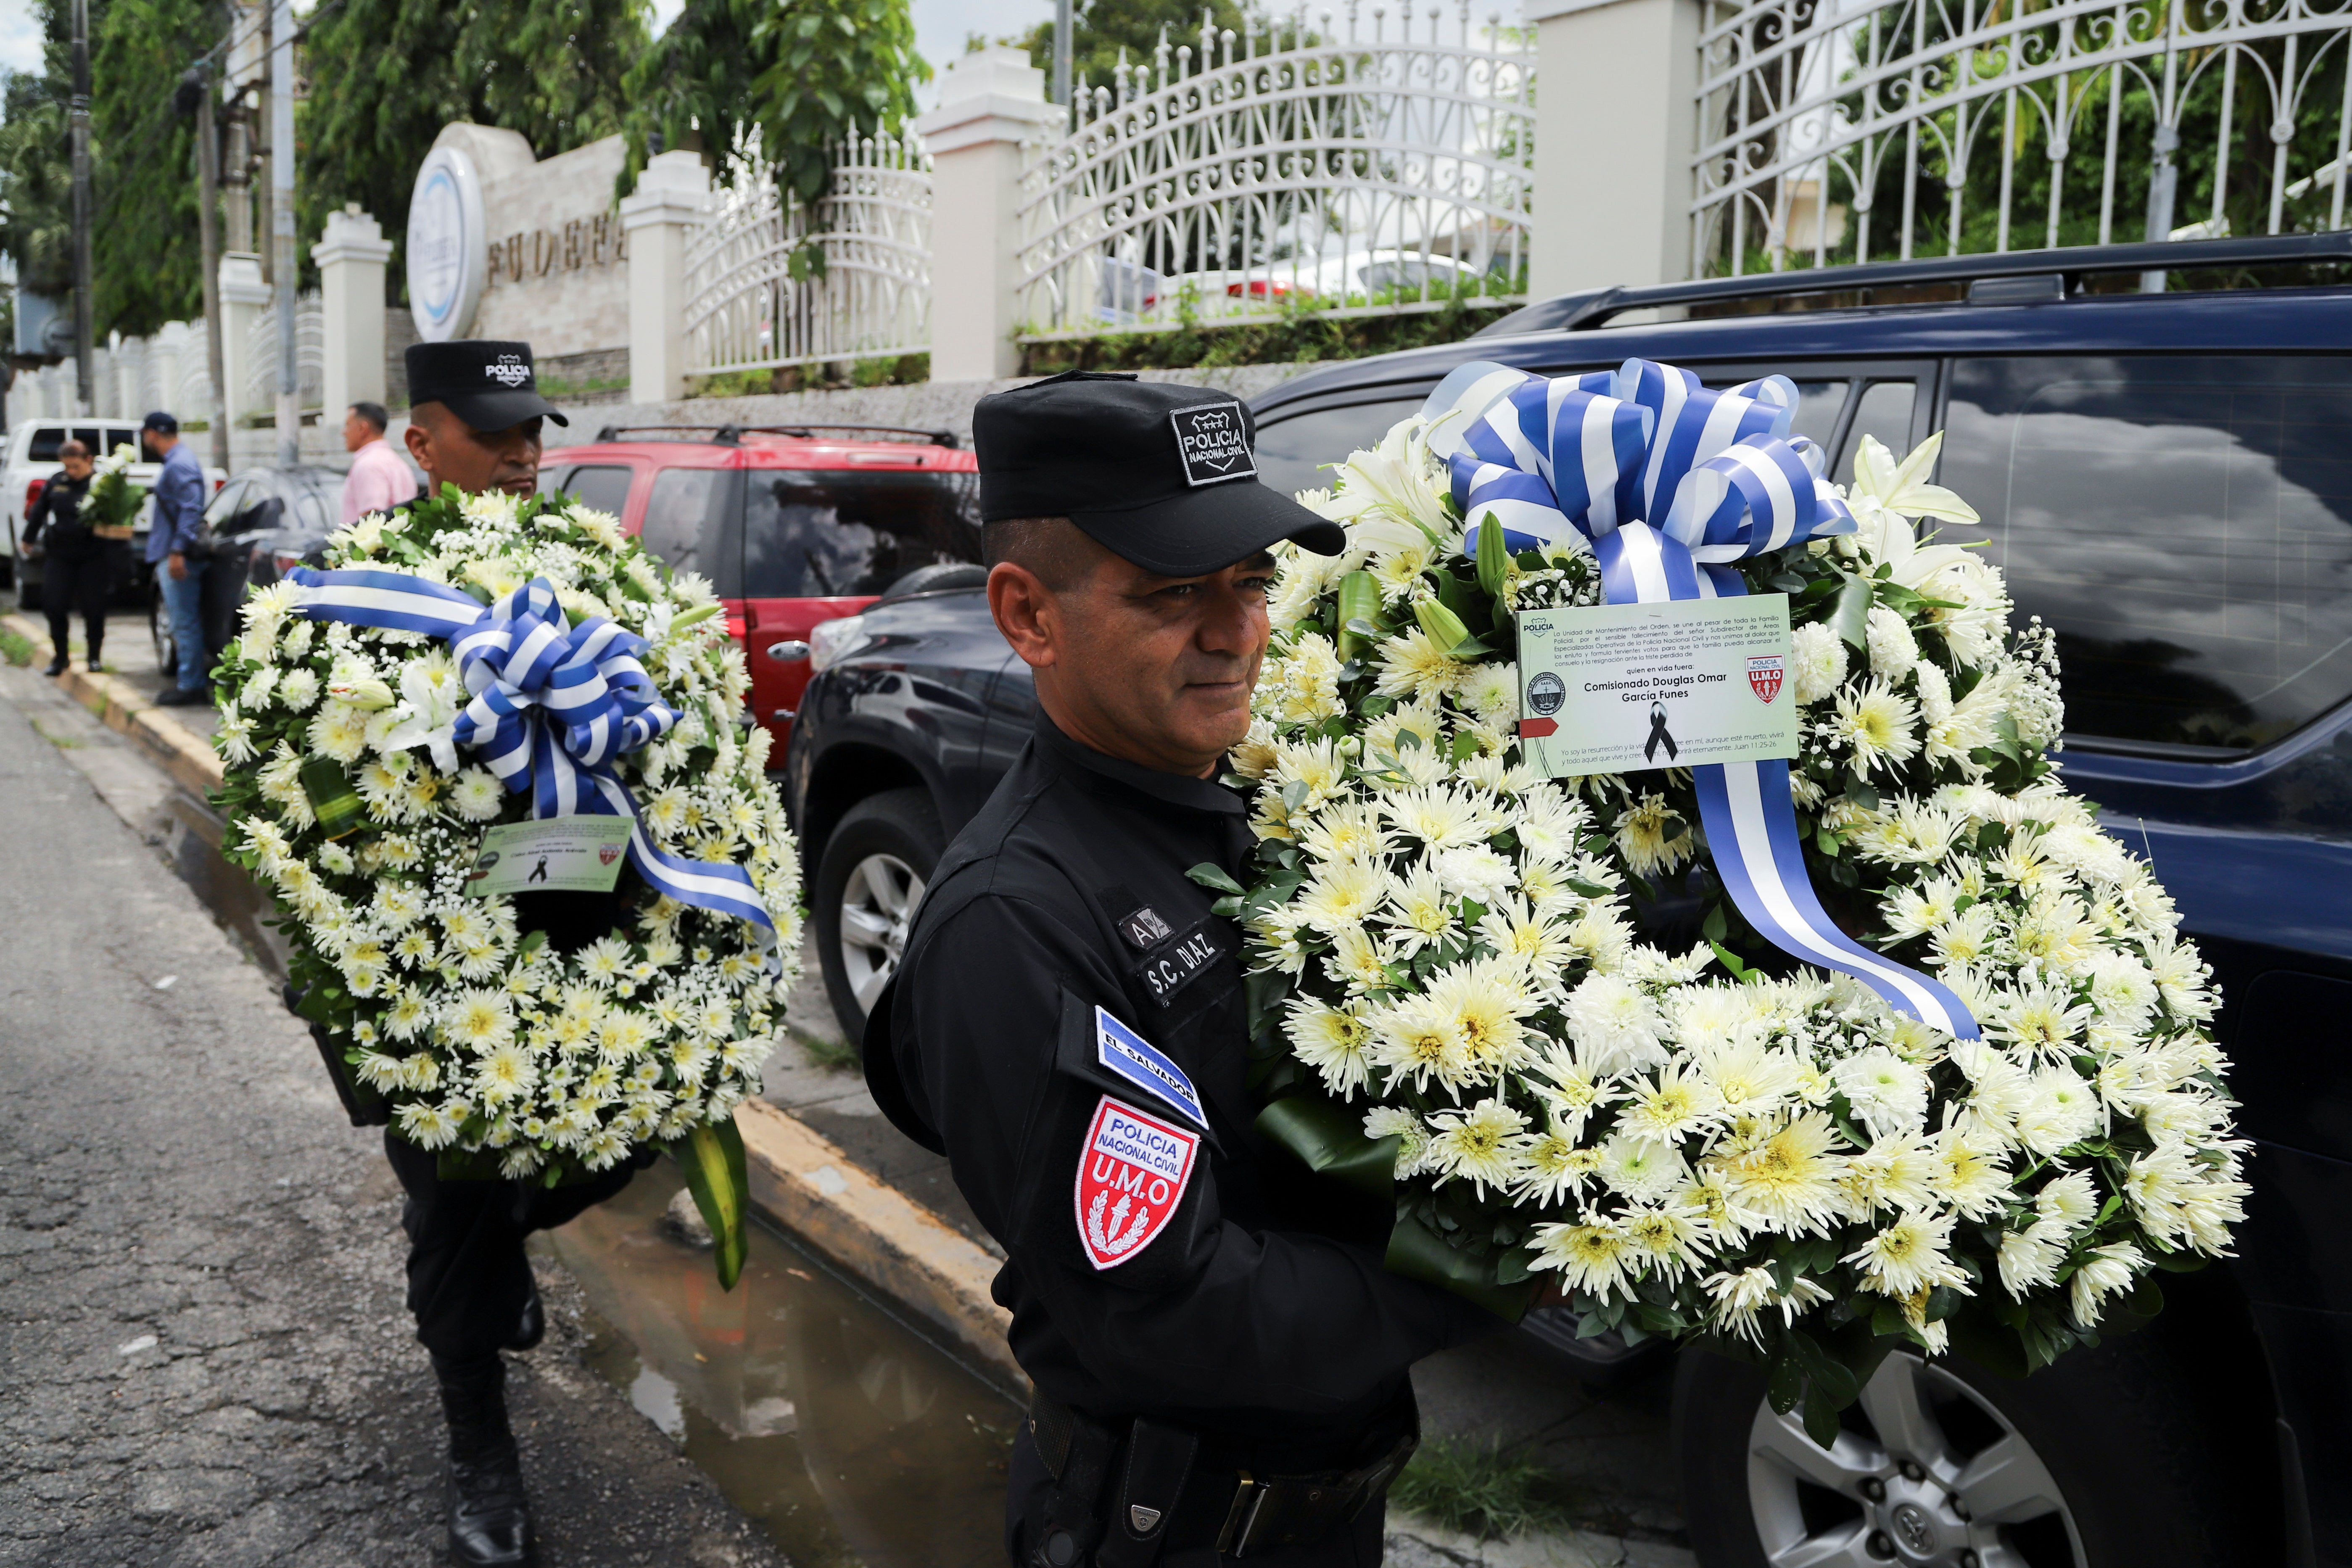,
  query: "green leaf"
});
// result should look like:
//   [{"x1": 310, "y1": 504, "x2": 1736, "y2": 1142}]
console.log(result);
[
  {"x1": 1801, "y1": 1384, "x2": 1845, "y2": 1449},
  {"x1": 1257, "y1": 1094, "x2": 1399, "y2": 1200},
  {"x1": 1185, "y1": 862, "x2": 1245, "y2": 896},
  {"x1": 1702, "y1": 903, "x2": 1728, "y2": 943},
  {"x1": 668, "y1": 1116, "x2": 750, "y2": 1291},
  {"x1": 1830, "y1": 573, "x2": 1874, "y2": 649},
  {"x1": 1336, "y1": 572, "x2": 1385, "y2": 662},
  {"x1": 1384, "y1": 1206, "x2": 1541, "y2": 1322}
]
